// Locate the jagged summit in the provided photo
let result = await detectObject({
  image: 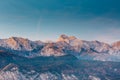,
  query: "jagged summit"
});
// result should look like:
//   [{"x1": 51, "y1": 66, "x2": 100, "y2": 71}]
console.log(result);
[
  {"x1": 4, "y1": 37, "x2": 34, "y2": 50},
  {"x1": 59, "y1": 34, "x2": 77, "y2": 40},
  {"x1": 57, "y1": 34, "x2": 78, "y2": 43},
  {"x1": 0, "y1": 37, "x2": 41, "y2": 51}
]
